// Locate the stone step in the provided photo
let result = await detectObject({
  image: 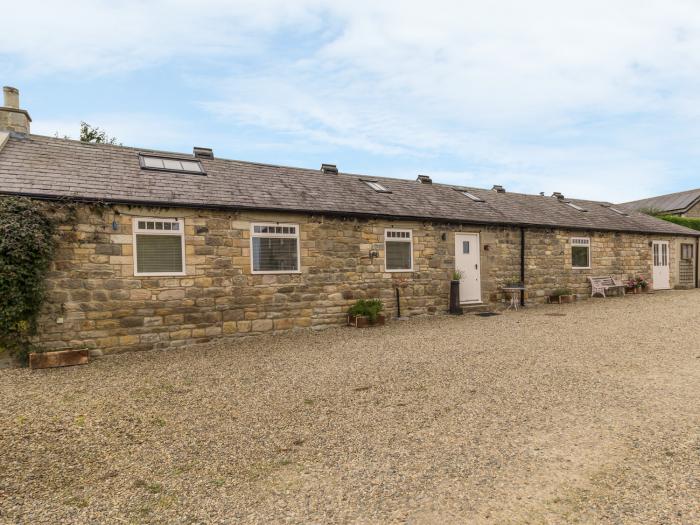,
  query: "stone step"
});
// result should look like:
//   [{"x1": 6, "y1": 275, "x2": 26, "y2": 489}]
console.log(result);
[{"x1": 459, "y1": 303, "x2": 492, "y2": 313}]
